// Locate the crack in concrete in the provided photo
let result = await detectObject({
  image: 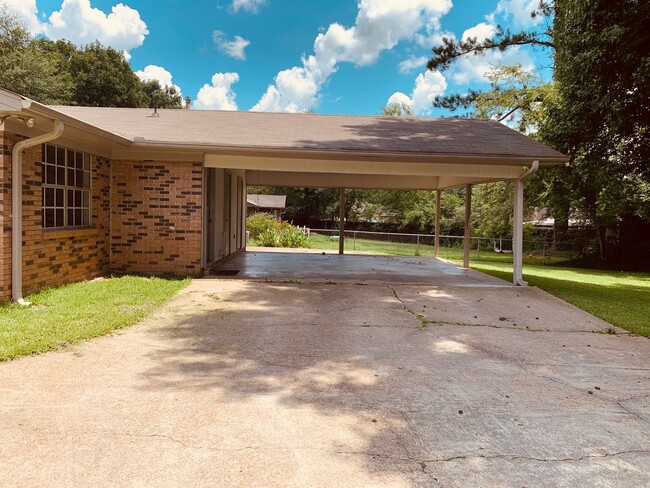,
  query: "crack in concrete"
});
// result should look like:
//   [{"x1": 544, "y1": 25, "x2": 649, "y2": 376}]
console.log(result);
[
  {"x1": 614, "y1": 400, "x2": 650, "y2": 425},
  {"x1": 430, "y1": 320, "x2": 547, "y2": 332},
  {"x1": 386, "y1": 285, "x2": 428, "y2": 329},
  {"x1": 386, "y1": 285, "x2": 607, "y2": 334},
  {"x1": 32, "y1": 427, "x2": 650, "y2": 471},
  {"x1": 418, "y1": 449, "x2": 650, "y2": 464}
]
